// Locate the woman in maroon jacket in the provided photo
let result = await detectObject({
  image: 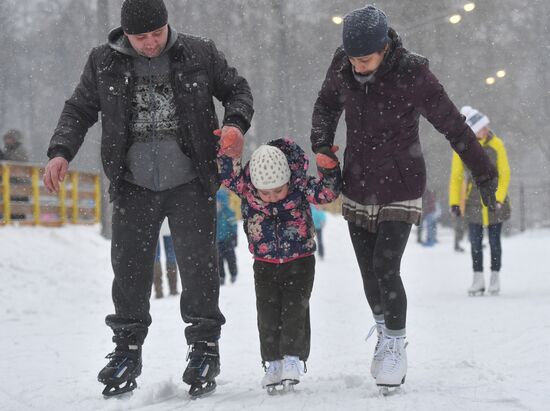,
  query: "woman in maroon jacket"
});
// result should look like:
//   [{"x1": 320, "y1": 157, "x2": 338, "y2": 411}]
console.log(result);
[{"x1": 310, "y1": 4, "x2": 497, "y2": 393}]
